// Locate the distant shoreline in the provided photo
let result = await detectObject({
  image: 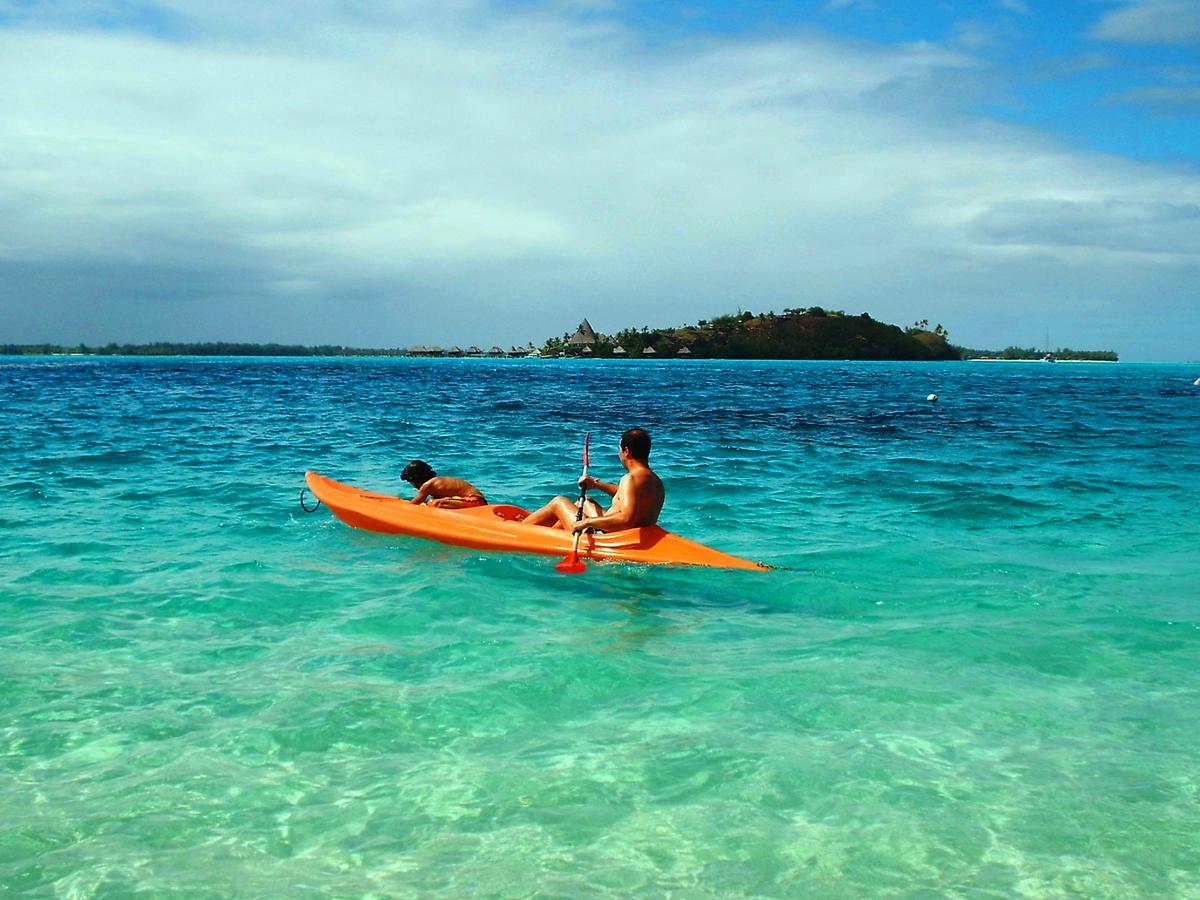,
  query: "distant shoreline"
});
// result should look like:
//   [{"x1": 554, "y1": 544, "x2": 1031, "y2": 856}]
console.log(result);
[
  {"x1": 2, "y1": 352, "x2": 1142, "y2": 364},
  {"x1": 967, "y1": 357, "x2": 1118, "y2": 363}
]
